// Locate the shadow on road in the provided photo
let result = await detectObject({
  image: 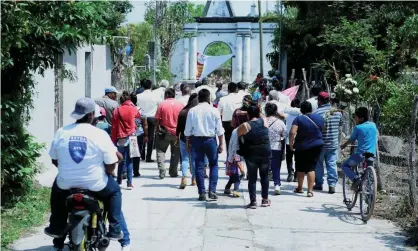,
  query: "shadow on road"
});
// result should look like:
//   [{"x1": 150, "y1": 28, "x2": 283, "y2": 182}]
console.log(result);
[
  {"x1": 141, "y1": 183, "x2": 179, "y2": 189},
  {"x1": 300, "y1": 203, "x2": 366, "y2": 225},
  {"x1": 374, "y1": 233, "x2": 409, "y2": 251},
  {"x1": 142, "y1": 197, "x2": 203, "y2": 203},
  {"x1": 10, "y1": 246, "x2": 56, "y2": 251}
]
